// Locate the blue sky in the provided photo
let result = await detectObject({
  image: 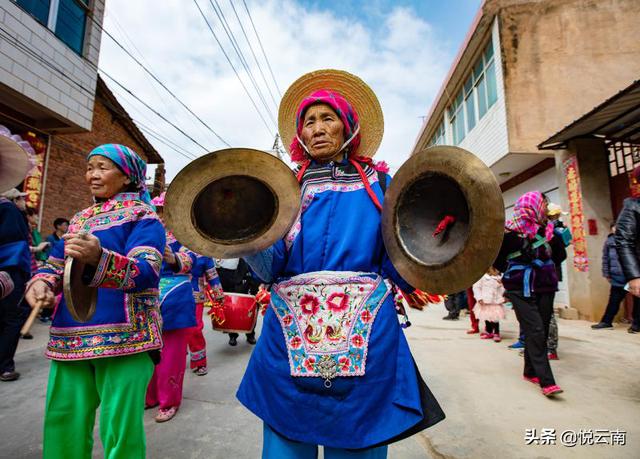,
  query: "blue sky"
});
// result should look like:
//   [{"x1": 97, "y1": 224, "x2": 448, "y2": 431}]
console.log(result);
[
  {"x1": 307, "y1": 0, "x2": 482, "y2": 56},
  {"x1": 101, "y1": 0, "x2": 484, "y2": 178}
]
